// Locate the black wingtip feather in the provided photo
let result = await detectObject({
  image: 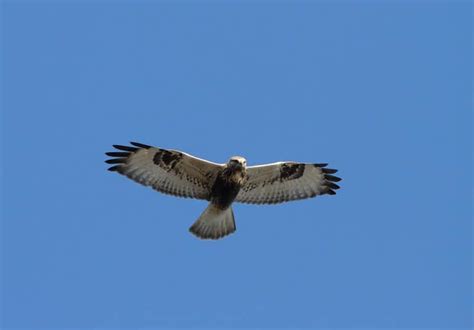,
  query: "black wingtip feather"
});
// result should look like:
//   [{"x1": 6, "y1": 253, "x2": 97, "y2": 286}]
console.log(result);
[
  {"x1": 314, "y1": 163, "x2": 329, "y2": 168},
  {"x1": 108, "y1": 165, "x2": 121, "y2": 171},
  {"x1": 105, "y1": 151, "x2": 130, "y2": 157},
  {"x1": 326, "y1": 182, "x2": 340, "y2": 190},
  {"x1": 106, "y1": 142, "x2": 152, "y2": 172},
  {"x1": 113, "y1": 144, "x2": 138, "y2": 152},
  {"x1": 314, "y1": 163, "x2": 341, "y2": 195},
  {"x1": 105, "y1": 158, "x2": 127, "y2": 164},
  {"x1": 325, "y1": 174, "x2": 342, "y2": 182},
  {"x1": 130, "y1": 141, "x2": 152, "y2": 149}
]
